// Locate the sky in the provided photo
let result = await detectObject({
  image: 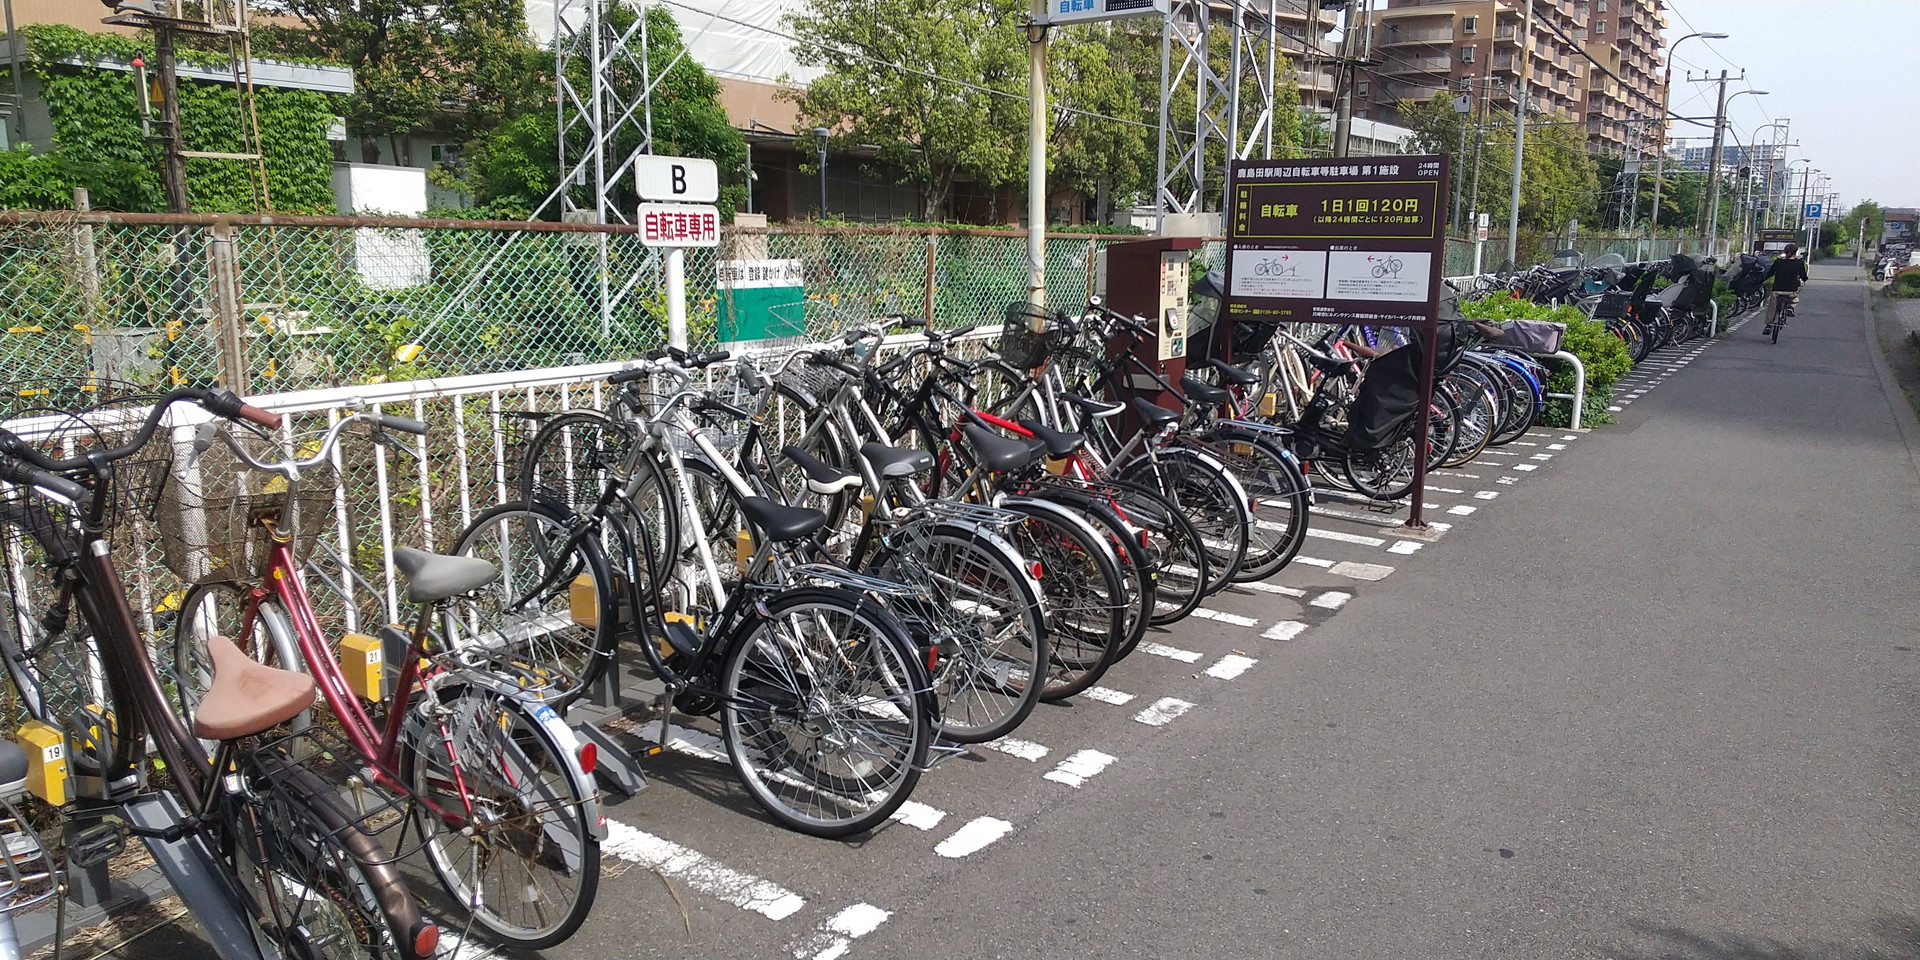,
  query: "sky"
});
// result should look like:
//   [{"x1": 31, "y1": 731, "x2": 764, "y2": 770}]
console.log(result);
[{"x1": 1661, "y1": 0, "x2": 1919, "y2": 213}]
